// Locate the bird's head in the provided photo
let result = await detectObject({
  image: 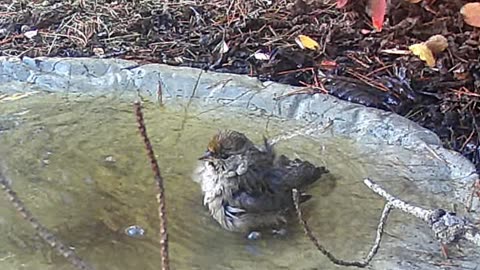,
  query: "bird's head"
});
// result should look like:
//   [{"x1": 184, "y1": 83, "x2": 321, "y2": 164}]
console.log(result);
[{"x1": 199, "y1": 130, "x2": 253, "y2": 161}]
